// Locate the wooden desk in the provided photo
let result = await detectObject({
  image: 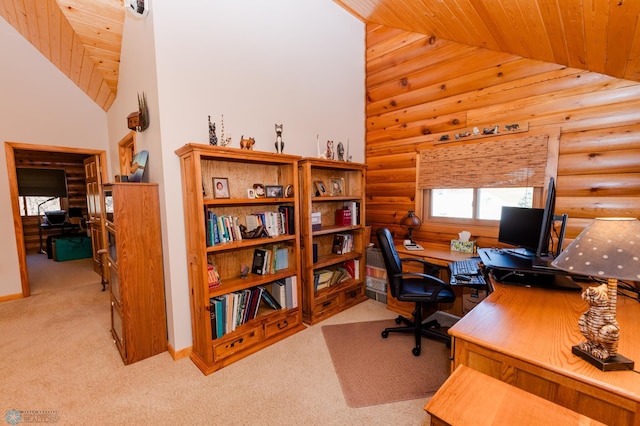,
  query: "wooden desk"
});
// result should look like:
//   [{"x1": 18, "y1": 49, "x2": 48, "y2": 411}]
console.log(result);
[
  {"x1": 449, "y1": 280, "x2": 640, "y2": 425},
  {"x1": 391, "y1": 243, "x2": 478, "y2": 317}
]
